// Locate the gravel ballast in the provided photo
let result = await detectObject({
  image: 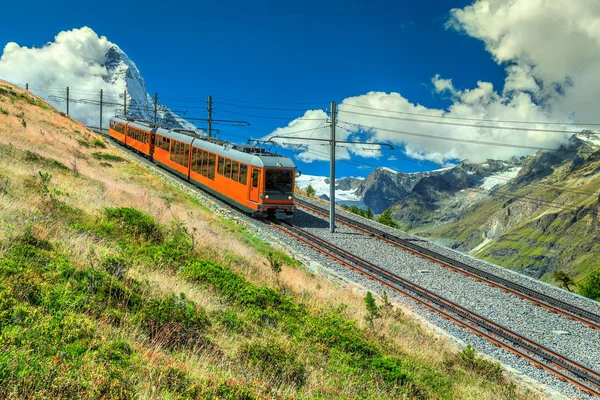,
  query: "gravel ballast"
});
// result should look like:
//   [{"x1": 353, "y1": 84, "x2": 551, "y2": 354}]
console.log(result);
[{"x1": 107, "y1": 143, "x2": 598, "y2": 399}]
